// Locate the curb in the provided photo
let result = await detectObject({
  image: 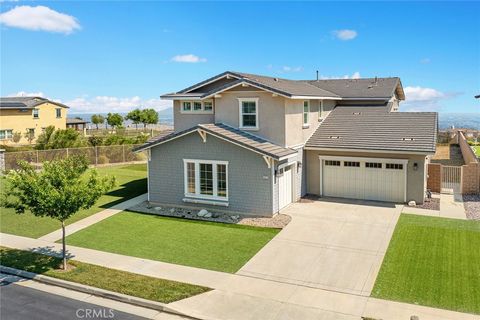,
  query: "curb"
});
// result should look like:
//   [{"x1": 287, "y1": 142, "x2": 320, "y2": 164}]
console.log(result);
[{"x1": 0, "y1": 265, "x2": 201, "y2": 320}]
